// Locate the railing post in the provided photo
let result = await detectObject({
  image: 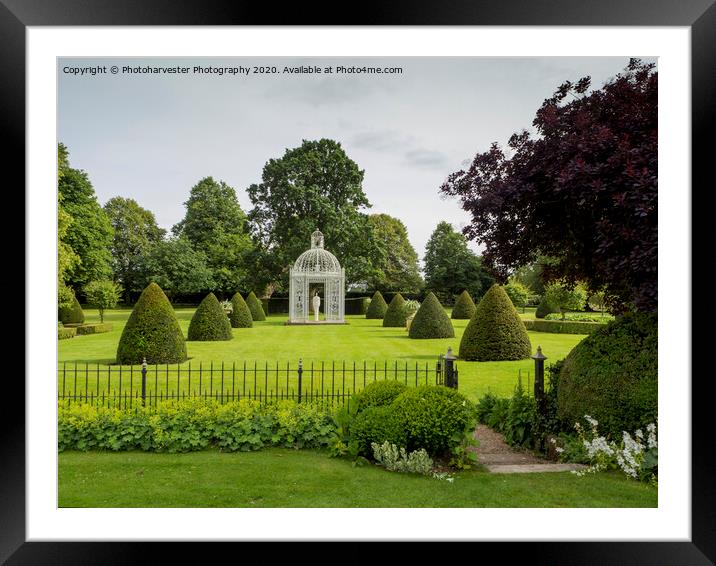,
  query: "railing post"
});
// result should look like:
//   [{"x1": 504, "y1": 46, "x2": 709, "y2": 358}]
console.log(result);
[
  {"x1": 531, "y1": 346, "x2": 547, "y2": 413},
  {"x1": 141, "y1": 357, "x2": 147, "y2": 407},
  {"x1": 297, "y1": 358, "x2": 303, "y2": 404},
  {"x1": 444, "y1": 347, "x2": 457, "y2": 389}
]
